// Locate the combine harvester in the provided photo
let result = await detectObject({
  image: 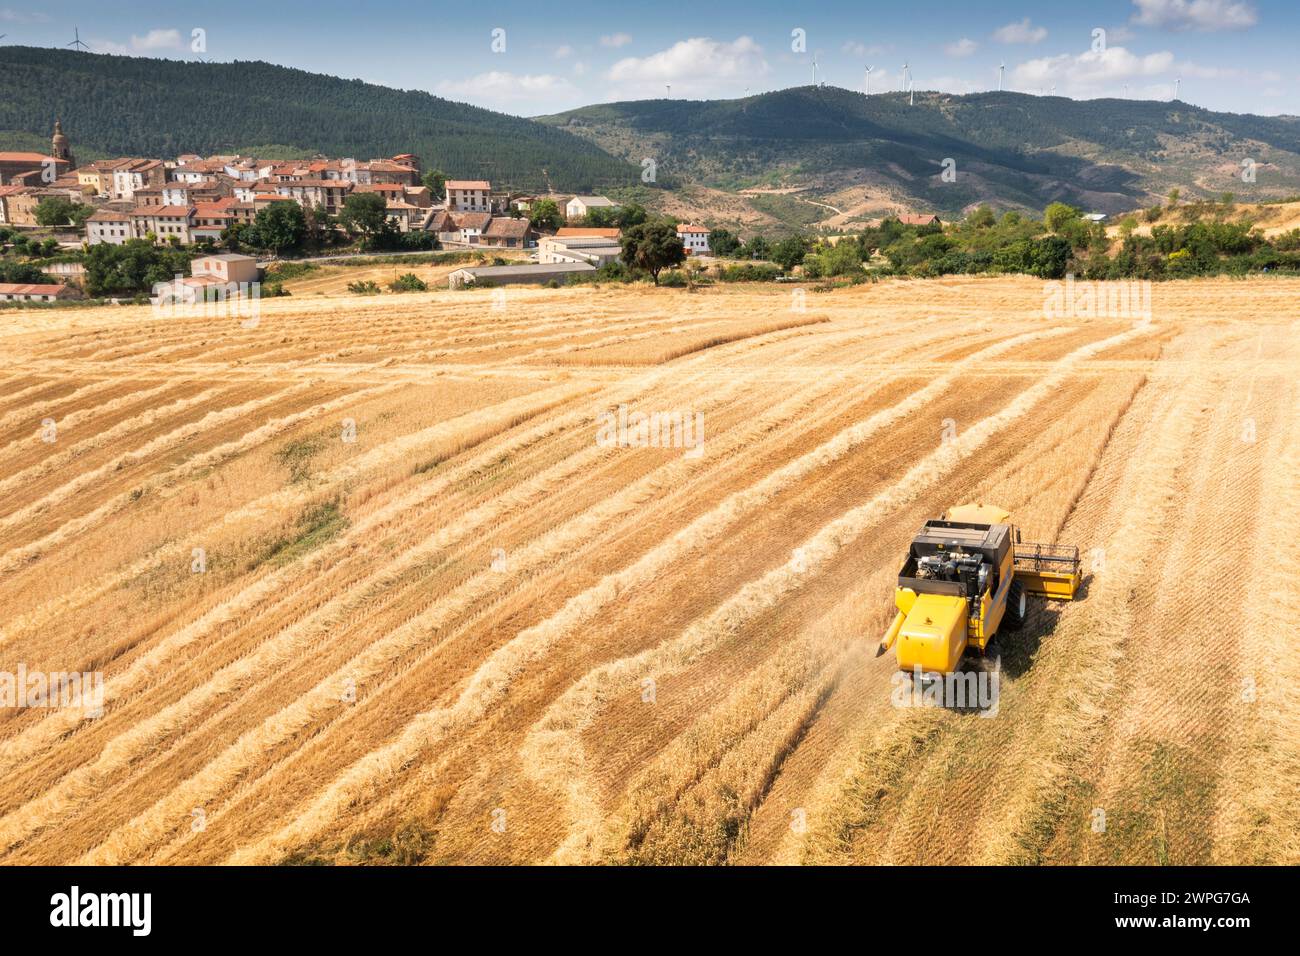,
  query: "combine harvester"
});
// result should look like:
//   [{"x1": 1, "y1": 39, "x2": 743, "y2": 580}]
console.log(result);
[{"x1": 876, "y1": 504, "x2": 1081, "y2": 674}]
